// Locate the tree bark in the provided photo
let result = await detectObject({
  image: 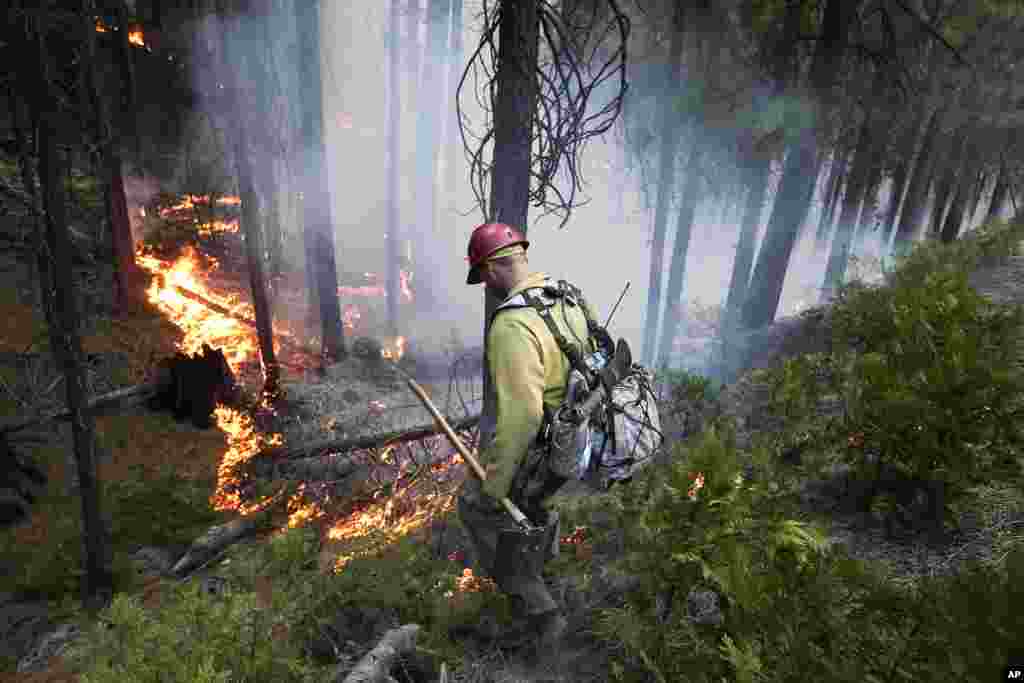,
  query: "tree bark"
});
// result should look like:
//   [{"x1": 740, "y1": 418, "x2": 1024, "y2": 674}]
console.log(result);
[
  {"x1": 335, "y1": 624, "x2": 420, "y2": 683},
  {"x1": 480, "y1": 0, "x2": 540, "y2": 449},
  {"x1": 296, "y1": 0, "x2": 345, "y2": 361},
  {"x1": 927, "y1": 127, "x2": 969, "y2": 240},
  {"x1": 640, "y1": 3, "x2": 687, "y2": 366},
  {"x1": 988, "y1": 165, "x2": 1011, "y2": 223},
  {"x1": 34, "y1": 8, "x2": 112, "y2": 612},
  {"x1": 893, "y1": 107, "x2": 942, "y2": 248}
]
